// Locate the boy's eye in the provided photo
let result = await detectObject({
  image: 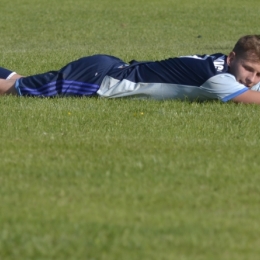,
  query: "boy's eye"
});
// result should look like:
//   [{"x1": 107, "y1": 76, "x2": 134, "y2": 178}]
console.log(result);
[{"x1": 243, "y1": 65, "x2": 254, "y2": 72}]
